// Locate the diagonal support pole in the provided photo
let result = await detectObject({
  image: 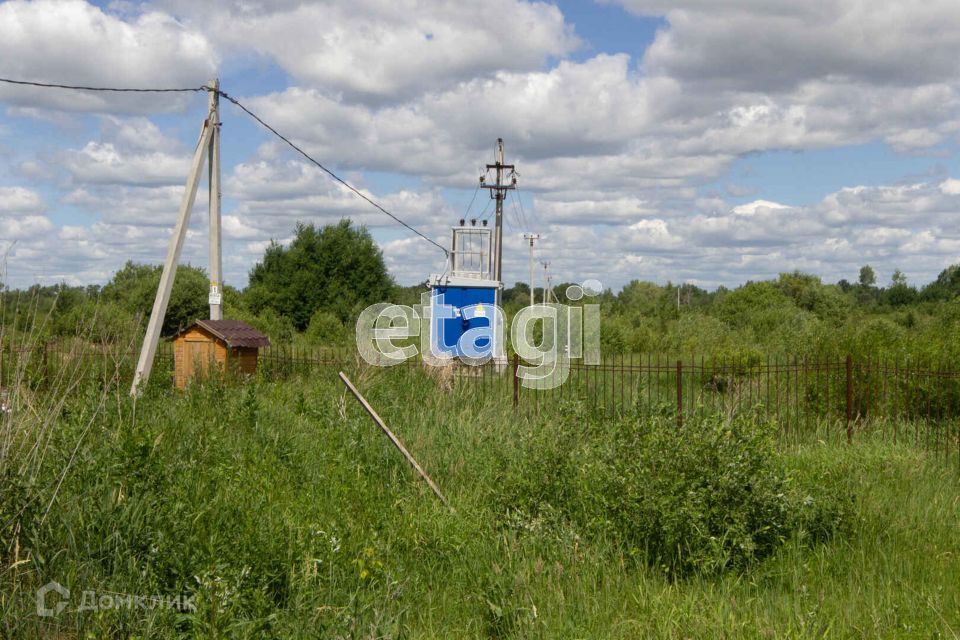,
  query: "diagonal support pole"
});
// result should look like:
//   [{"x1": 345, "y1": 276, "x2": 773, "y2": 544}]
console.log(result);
[
  {"x1": 130, "y1": 116, "x2": 214, "y2": 396},
  {"x1": 338, "y1": 372, "x2": 454, "y2": 511}
]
